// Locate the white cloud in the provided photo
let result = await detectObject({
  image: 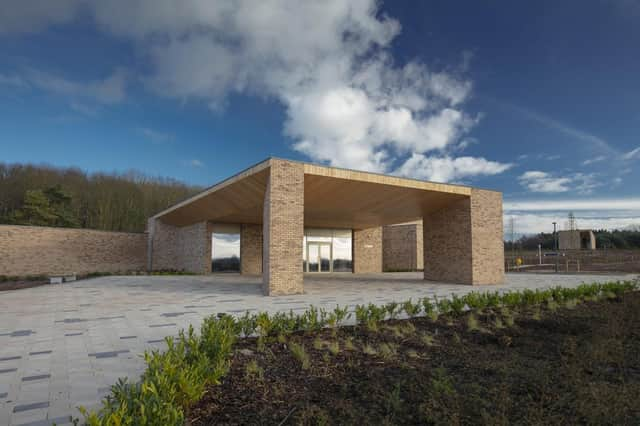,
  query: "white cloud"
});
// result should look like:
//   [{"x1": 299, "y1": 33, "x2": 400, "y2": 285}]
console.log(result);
[
  {"x1": 582, "y1": 155, "x2": 606, "y2": 165},
  {"x1": 24, "y1": 68, "x2": 127, "y2": 104},
  {"x1": 181, "y1": 159, "x2": 204, "y2": 168},
  {"x1": 137, "y1": 127, "x2": 173, "y2": 144},
  {"x1": 1, "y1": 67, "x2": 128, "y2": 104},
  {"x1": 518, "y1": 170, "x2": 601, "y2": 194},
  {"x1": 504, "y1": 198, "x2": 640, "y2": 211},
  {"x1": 0, "y1": 0, "x2": 82, "y2": 34},
  {"x1": 518, "y1": 171, "x2": 572, "y2": 193},
  {"x1": 0, "y1": 0, "x2": 507, "y2": 179},
  {"x1": 622, "y1": 146, "x2": 640, "y2": 160},
  {"x1": 394, "y1": 153, "x2": 512, "y2": 183}
]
